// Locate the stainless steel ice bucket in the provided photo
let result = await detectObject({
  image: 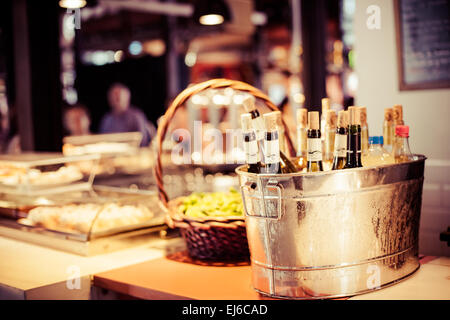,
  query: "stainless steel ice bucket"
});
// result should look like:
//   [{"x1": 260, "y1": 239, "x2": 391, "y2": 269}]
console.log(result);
[{"x1": 236, "y1": 155, "x2": 426, "y2": 299}]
